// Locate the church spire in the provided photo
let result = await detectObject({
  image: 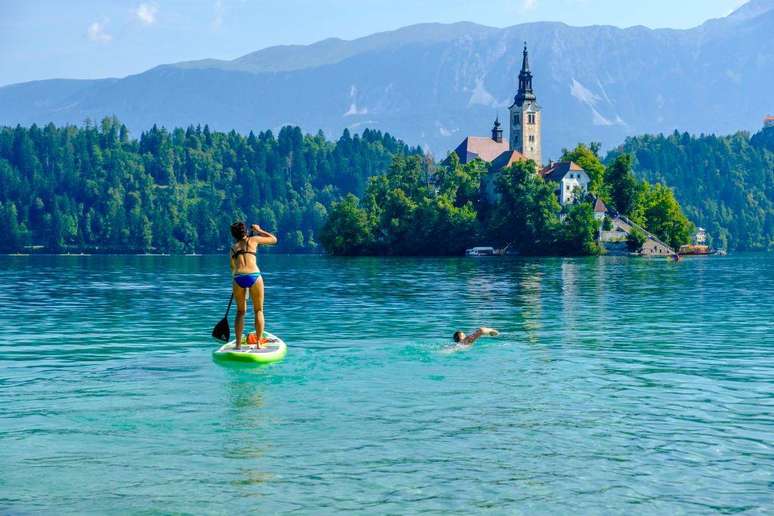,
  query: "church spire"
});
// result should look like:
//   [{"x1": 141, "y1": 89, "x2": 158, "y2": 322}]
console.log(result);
[
  {"x1": 514, "y1": 41, "x2": 536, "y2": 105},
  {"x1": 521, "y1": 41, "x2": 530, "y2": 73},
  {"x1": 491, "y1": 115, "x2": 503, "y2": 143}
]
